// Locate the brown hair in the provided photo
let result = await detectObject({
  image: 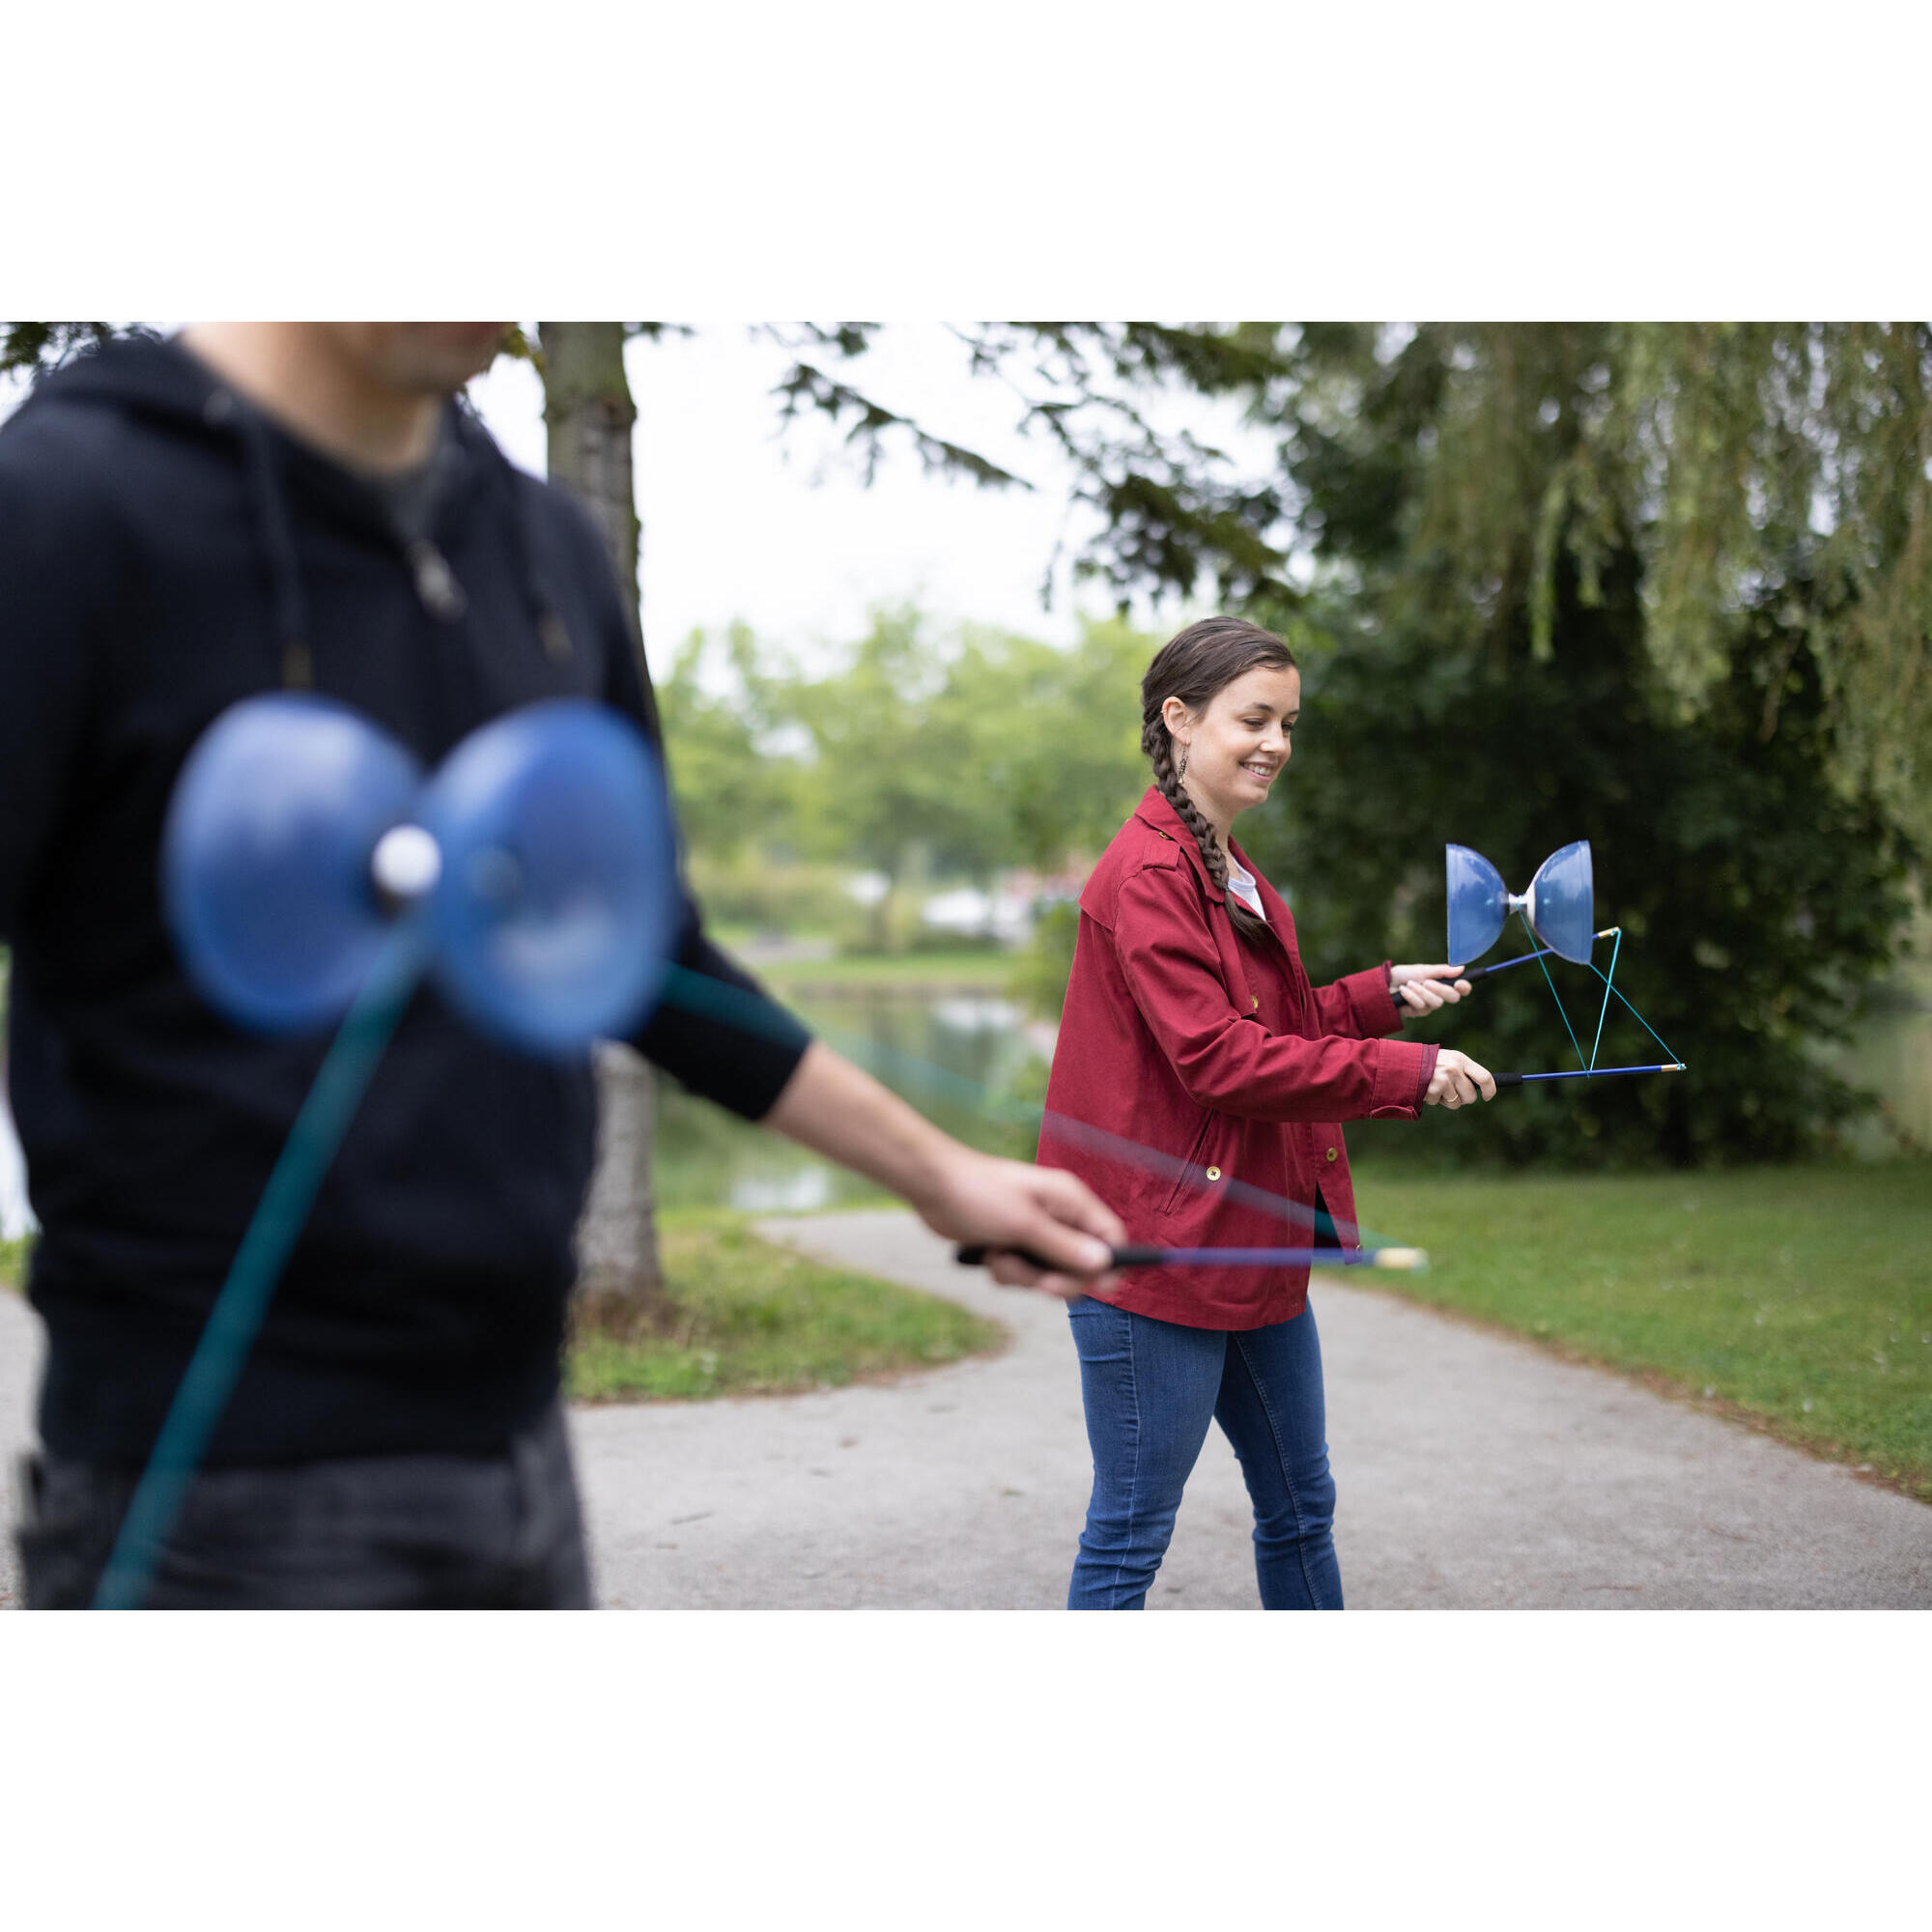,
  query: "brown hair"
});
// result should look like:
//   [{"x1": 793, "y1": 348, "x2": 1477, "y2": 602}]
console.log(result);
[{"x1": 1141, "y1": 615, "x2": 1296, "y2": 942}]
